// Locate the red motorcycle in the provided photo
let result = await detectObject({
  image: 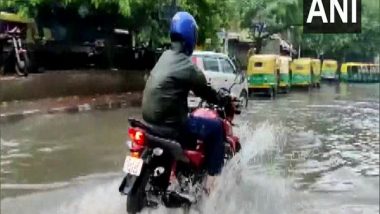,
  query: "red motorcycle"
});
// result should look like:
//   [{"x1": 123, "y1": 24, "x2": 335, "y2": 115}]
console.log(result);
[{"x1": 118, "y1": 88, "x2": 242, "y2": 214}]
